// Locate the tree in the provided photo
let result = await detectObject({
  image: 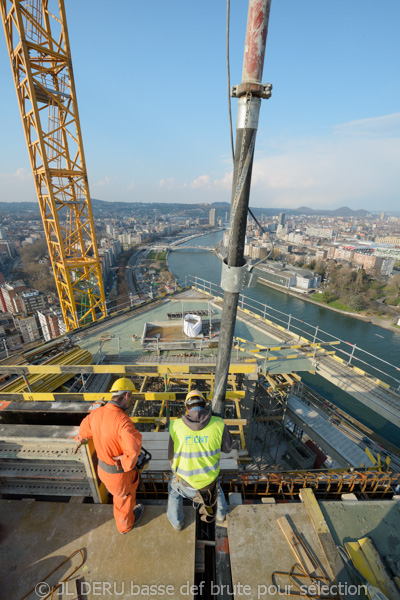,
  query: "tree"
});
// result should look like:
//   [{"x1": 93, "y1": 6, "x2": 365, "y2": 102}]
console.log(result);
[
  {"x1": 329, "y1": 264, "x2": 353, "y2": 300},
  {"x1": 315, "y1": 259, "x2": 327, "y2": 278},
  {"x1": 349, "y1": 294, "x2": 365, "y2": 311},
  {"x1": 391, "y1": 274, "x2": 400, "y2": 297},
  {"x1": 18, "y1": 238, "x2": 56, "y2": 294},
  {"x1": 320, "y1": 291, "x2": 338, "y2": 303}
]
